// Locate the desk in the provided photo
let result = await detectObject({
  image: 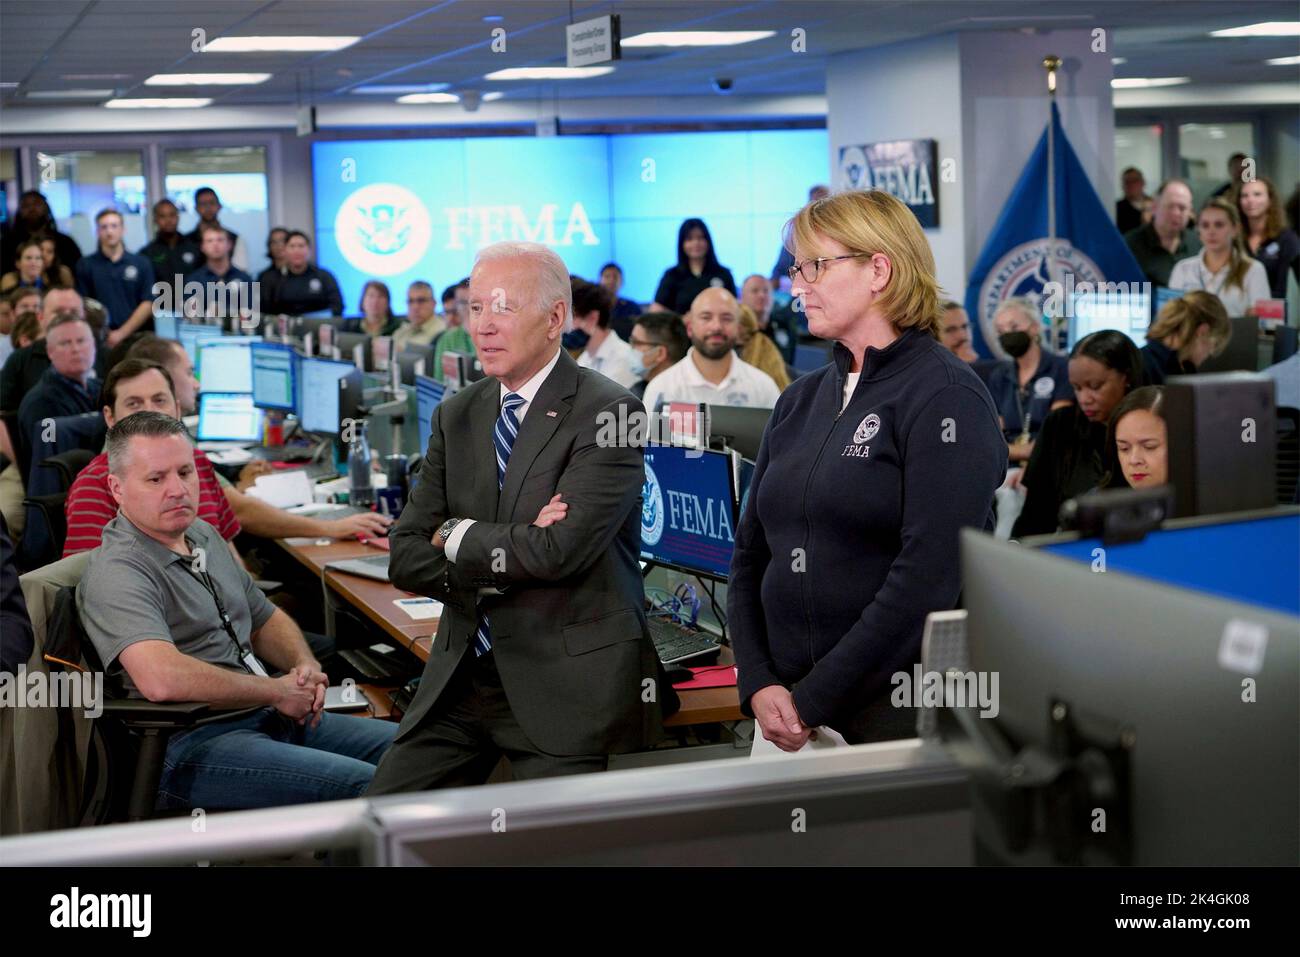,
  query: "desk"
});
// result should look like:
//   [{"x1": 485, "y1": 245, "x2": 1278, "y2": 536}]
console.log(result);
[{"x1": 274, "y1": 536, "x2": 745, "y2": 730}]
